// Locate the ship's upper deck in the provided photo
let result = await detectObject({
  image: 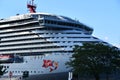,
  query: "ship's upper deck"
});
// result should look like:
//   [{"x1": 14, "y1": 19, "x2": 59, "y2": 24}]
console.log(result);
[
  {"x1": 0, "y1": 13, "x2": 82, "y2": 23},
  {"x1": 0, "y1": 13, "x2": 93, "y2": 34}
]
